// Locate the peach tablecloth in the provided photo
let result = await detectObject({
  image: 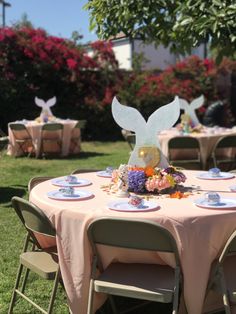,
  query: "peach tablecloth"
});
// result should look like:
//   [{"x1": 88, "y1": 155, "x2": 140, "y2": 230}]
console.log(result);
[
  {"x1": 8, "y1": 119, "x2": 80, "y2": 157},
  {"x1": 158, "y1": 127, "x2": 236, "y2": 169},
  {"x1": 29, "y1": 170, "x2": 236, "y2": 314}
]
